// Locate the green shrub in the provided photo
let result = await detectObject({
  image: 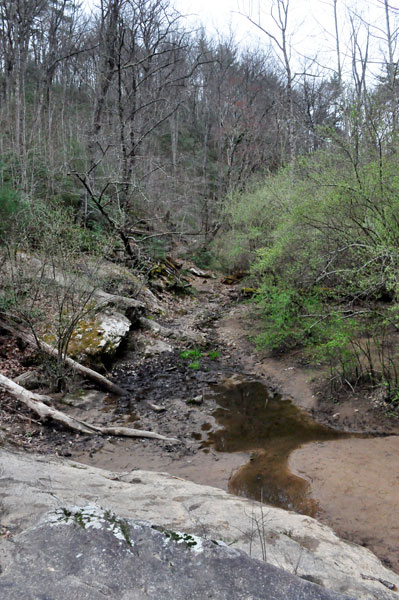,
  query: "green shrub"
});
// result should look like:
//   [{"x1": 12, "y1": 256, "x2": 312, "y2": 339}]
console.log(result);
[
  {"x1": 215, "y1": 148, "x2": 399, "y2": 390},
  {"x1": 213, "y1": 169, "x2": 295, "y2": 271}
]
